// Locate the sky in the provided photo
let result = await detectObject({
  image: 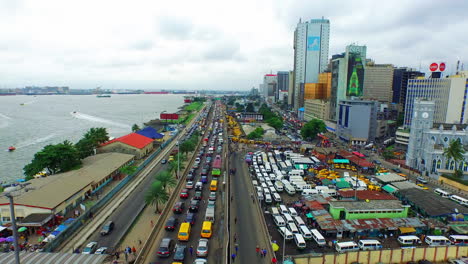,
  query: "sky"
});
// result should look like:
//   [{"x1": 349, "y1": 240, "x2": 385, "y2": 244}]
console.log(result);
[{"x1": 0, "y1": 0, "x2": 466, "y2": 91}]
